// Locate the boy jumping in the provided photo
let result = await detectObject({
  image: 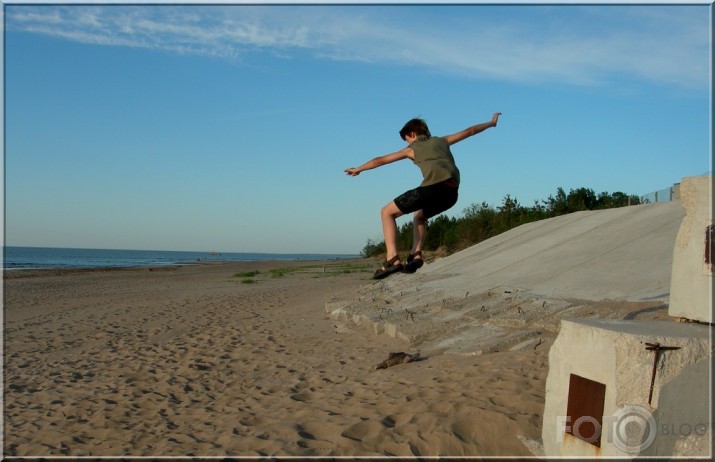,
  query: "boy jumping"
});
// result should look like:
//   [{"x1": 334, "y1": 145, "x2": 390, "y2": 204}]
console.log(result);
[{"x1": 345, "y1": 112, "x2": 501, "y2": 279}]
